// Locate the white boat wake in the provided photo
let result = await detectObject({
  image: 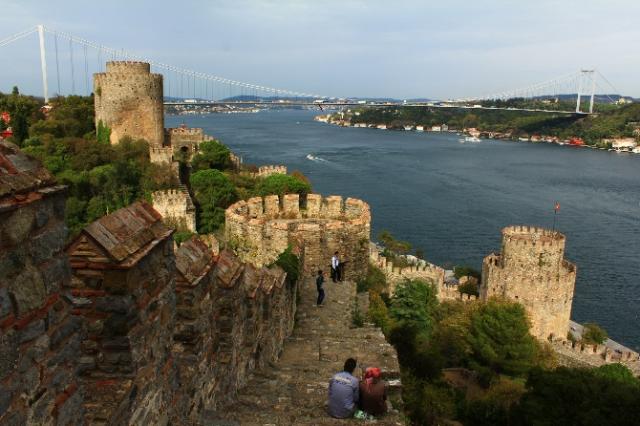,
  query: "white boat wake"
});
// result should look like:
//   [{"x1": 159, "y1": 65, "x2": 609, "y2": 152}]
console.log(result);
[{"x1": 306, "y1": 154, "x2": 328, "y2": 162}]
